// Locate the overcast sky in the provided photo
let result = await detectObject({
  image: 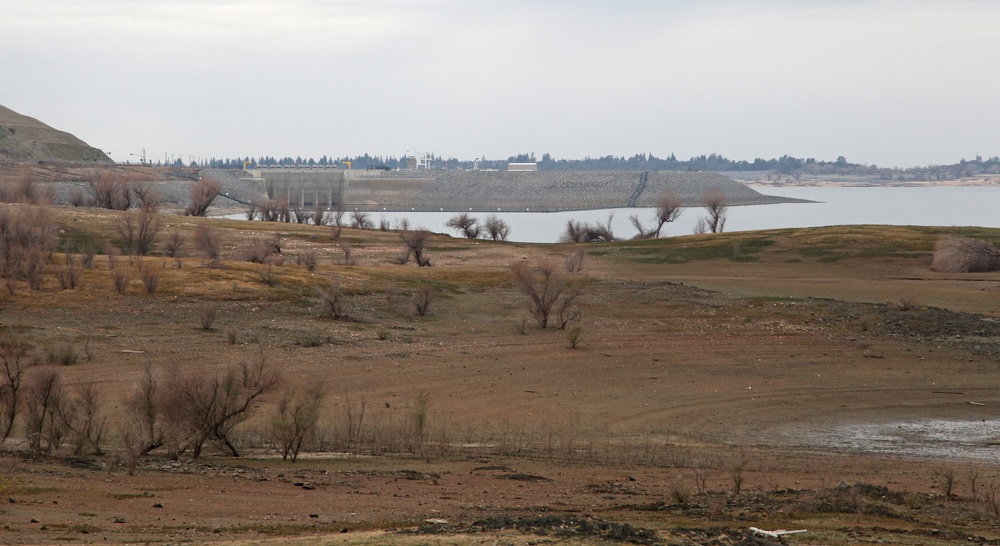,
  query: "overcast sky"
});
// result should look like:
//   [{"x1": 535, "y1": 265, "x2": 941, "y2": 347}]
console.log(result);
[{"x1": 2, "y1": 0, "x2": 998, "y2": 167}]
